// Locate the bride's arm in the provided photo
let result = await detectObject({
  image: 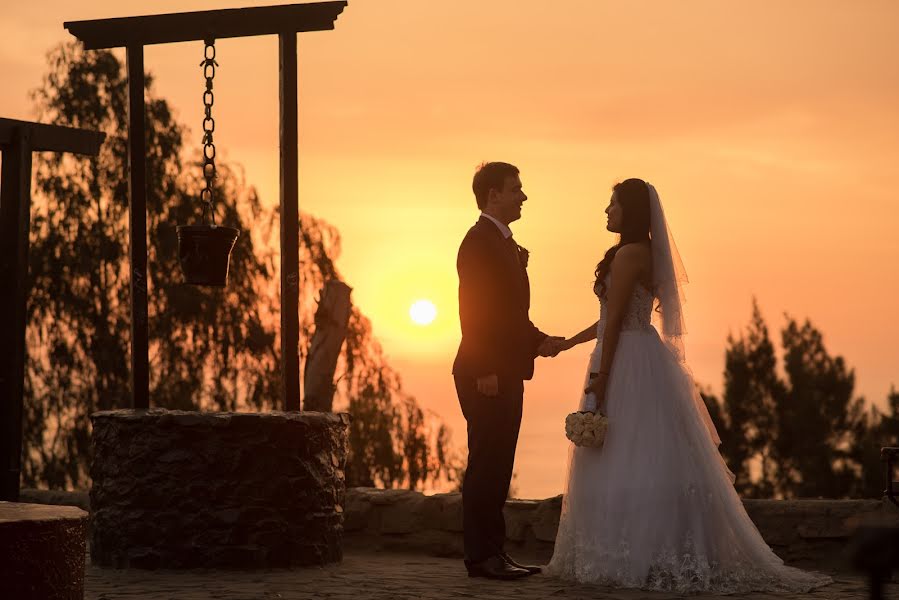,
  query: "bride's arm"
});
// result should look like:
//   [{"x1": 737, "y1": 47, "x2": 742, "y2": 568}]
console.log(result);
[
  {"x1": 587, "y1": 244, "x2": 649, "y2": 399},
  {"x1": 562, "y1": 321, "x2": 599, "y2": 350}
]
